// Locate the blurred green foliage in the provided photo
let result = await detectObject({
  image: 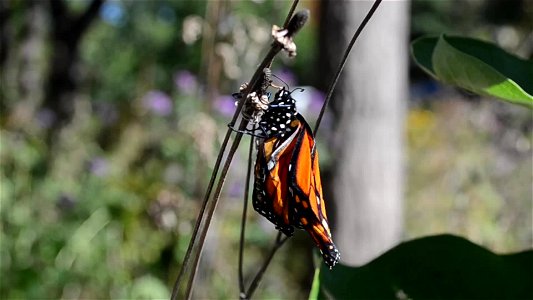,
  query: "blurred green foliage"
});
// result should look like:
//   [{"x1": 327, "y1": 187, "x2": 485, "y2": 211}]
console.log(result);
[
  {"x1": 406, "y1": 101, "x2": 532, "y2": 252},
  {"x1": 1, "y1": 0, "x2": 531, "y2": 299},
  {"x1": 1, "y1": 1, "x2": 316, "y2": 298}
]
